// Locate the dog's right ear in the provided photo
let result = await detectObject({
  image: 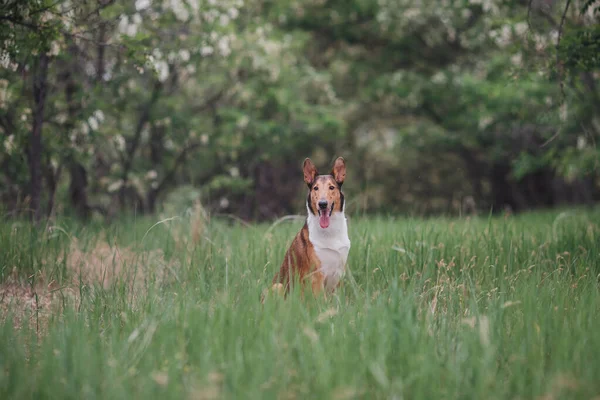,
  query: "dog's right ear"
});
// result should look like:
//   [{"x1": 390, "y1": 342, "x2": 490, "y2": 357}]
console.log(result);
[{"x1": 303, "y1": 158, "x2": 318, "y2": 187}]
